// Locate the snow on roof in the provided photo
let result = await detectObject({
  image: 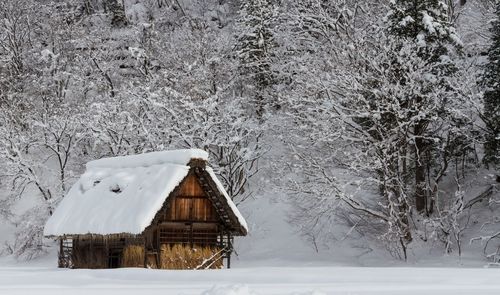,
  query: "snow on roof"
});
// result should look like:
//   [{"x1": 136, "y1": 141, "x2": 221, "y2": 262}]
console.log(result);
[
  {"x1": 86, "y1": 149, "x2": 208, "y2": 169},
  {"x1": 44, "y1": 149, "x2": 247, "y2": 237},
  {"x1": 206, "y1": 167, "x2": 248, "y2": 232}
]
